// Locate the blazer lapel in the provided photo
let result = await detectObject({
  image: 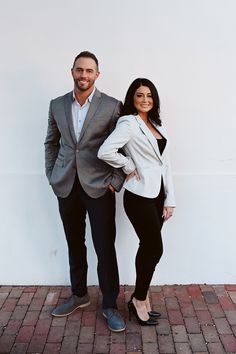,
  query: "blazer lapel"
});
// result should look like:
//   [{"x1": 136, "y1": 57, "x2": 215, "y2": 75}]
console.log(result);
[
  {"x1": 64, "y1": 91, "x2": 77, "y2": 144},
  {"x1": 135, "y1": 116, "x2": 163, "y2": 161},
  {"x1": 78, "y1": 89, "x2": 102, "y2": 144}
]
